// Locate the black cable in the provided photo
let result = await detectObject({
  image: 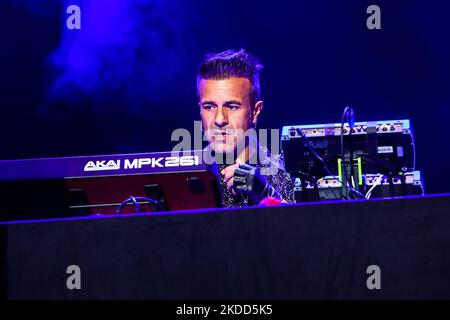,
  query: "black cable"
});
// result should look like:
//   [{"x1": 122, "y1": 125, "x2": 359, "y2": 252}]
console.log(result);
[
  {"x1": 299, "y1": 129, "x2": 364, "y2": 199},
  {"x1": 340, "y1": 106, "x2": 358, "y2": 199},
  {"x1": 116, "y1": 196, "x2": 164, "y2": 214},
  {"x1": 410, "y1": 123, "x2": 417, "y2": 170}
]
